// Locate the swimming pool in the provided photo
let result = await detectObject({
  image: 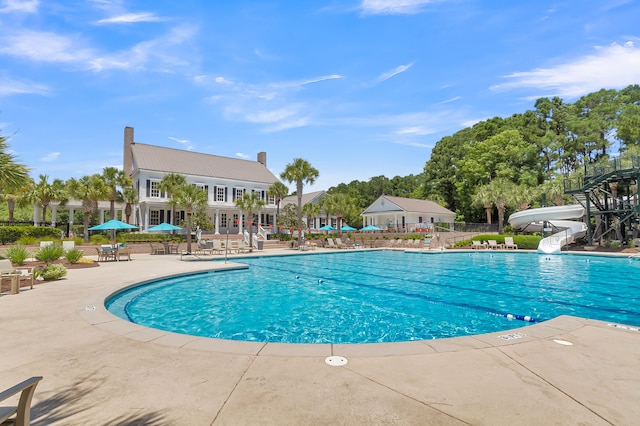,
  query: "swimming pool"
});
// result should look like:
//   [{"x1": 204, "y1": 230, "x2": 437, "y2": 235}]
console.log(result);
[{"x1": 106, "y1": 251, "x2": 640, "y2": 344}]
